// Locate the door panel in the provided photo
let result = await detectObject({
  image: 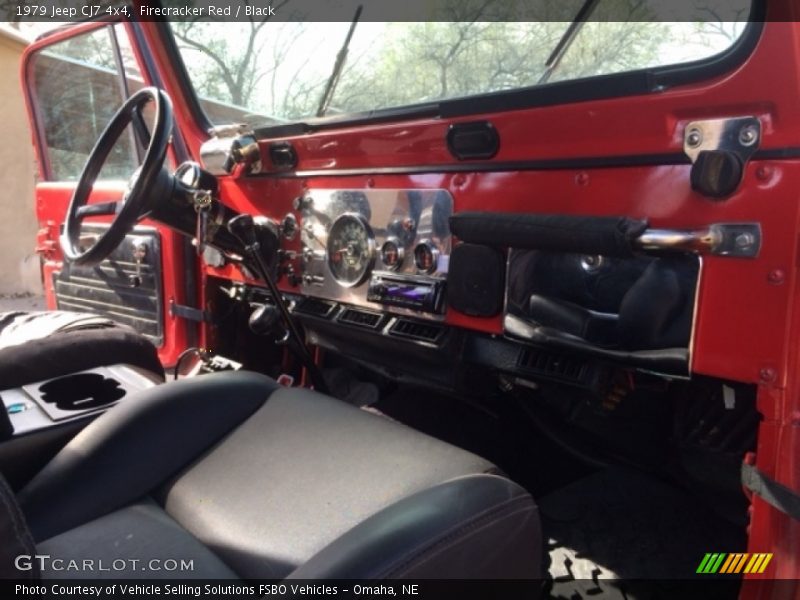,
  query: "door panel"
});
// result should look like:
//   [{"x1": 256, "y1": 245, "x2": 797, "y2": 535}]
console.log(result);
[
  {"x1": 32, "y1": 182, "x2": 190, "y2": 365},
  {"x1": 22, "y1": 22, "x2": 194, "y2": 366}
]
